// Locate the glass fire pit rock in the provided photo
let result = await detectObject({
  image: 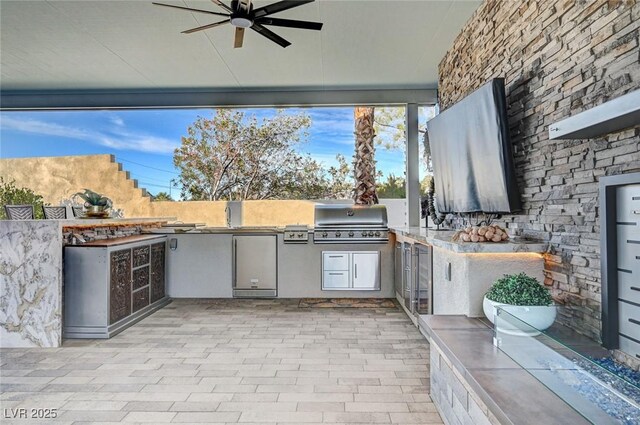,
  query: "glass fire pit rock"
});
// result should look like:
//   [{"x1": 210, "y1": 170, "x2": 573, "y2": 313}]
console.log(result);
[{"x1": 494, "y1": 306, "x2": 640, "y2": 425}]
